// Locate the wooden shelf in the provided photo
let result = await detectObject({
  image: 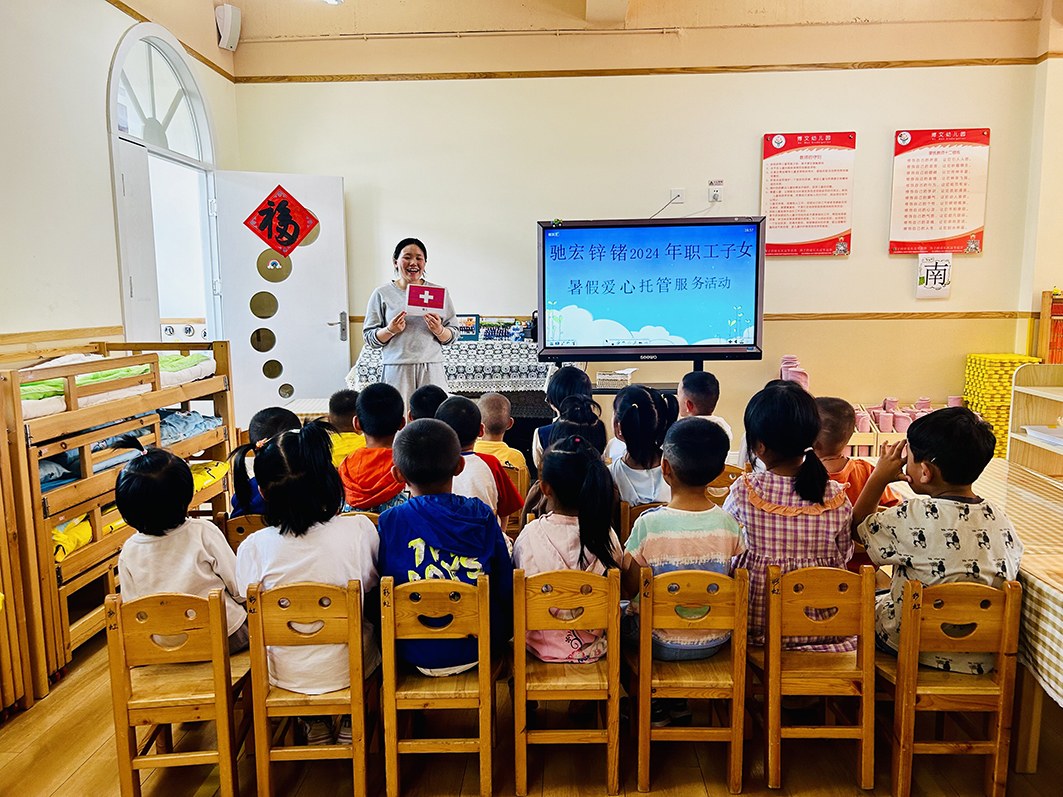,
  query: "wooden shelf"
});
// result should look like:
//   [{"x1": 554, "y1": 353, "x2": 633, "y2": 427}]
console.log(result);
[
  {"x1": 1009, "y1": 364, "x2": 1063, "y2": 478},
  {"x1": 1014, "y1": 385, "x2": 1063, "y2": 401}
]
